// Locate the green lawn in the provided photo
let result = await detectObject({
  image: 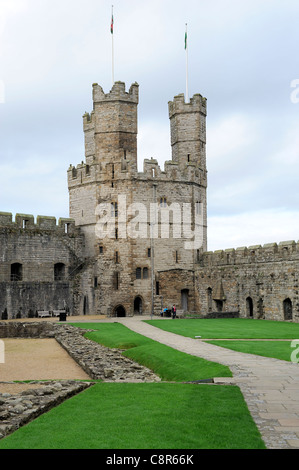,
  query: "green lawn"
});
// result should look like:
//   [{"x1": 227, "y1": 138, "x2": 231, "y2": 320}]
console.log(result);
[
  {"x1": 0, "y1": 383, "x2": 266, "y2": 449},
  {"x1": 77, "y1": 322, "x2": 232, "y2": 381},
  {"x1": 0, "y1": 320, "x2": 273, "y2": 449},
  {"x1": 145, "y1": 318, "x2": 299, "y2": 339},
  {"x1": 206, "y1": 340, "x2": 295, "y2": 362}
]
